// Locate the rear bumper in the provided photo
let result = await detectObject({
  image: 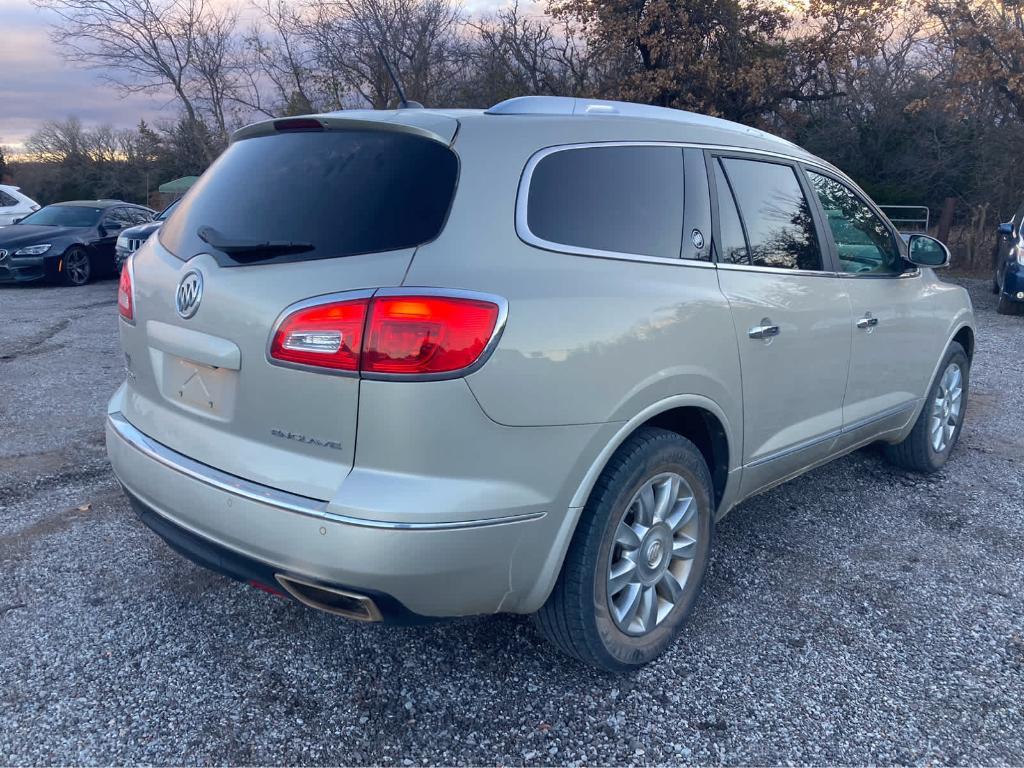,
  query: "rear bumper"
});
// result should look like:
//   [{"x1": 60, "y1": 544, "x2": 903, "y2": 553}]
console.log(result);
[
  {"x1": 106, "y1": 409, "x2": 577, "y2": 618},
  {"x1": 125, "y1": 488, "x2": 427, "y2": 623}
]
